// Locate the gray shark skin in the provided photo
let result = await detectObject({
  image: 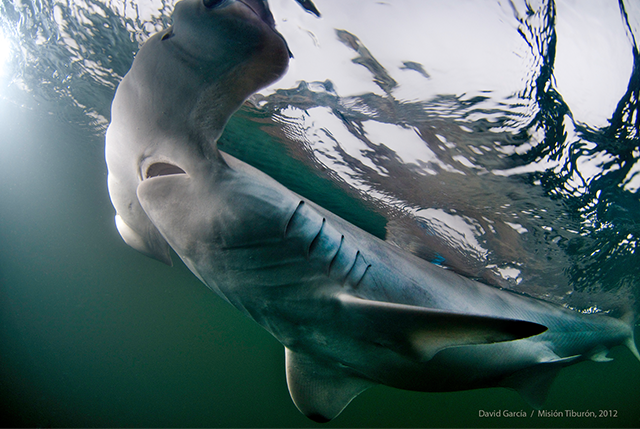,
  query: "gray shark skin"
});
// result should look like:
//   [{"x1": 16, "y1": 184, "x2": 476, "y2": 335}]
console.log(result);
[{"x1": 105, "y1": 0, "x2": 640, "y2": 422}]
